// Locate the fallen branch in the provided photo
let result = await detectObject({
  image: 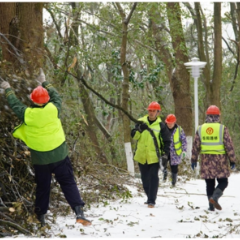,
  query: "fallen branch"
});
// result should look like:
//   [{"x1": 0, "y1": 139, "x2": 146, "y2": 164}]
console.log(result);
[
  {"x1": 0, "y1": 206, "x2": 9, "y2": 212},
  {"x1": 0, "y1": 211, "x2": 13, "y2": 221},
  {"x1": 0, "y1": 220, "x2": 32, "y2": 235}
]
